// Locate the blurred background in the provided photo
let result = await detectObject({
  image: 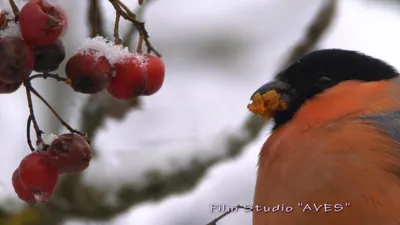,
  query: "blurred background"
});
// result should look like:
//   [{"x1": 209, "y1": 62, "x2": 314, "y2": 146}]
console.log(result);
[{"x1": 1, "y1": 0, "x2": 400, "y2": 224}]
